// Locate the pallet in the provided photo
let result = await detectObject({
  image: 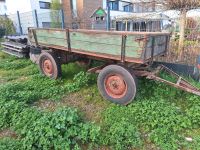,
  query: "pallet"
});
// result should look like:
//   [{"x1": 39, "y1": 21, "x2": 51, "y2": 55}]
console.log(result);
[{"x1": 1, "y1": 41, "x2": 29, "y2": 58}]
